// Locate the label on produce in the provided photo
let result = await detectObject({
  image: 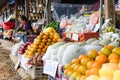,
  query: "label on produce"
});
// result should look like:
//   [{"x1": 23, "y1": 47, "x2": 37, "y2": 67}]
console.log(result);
[
  {"x1": 66, "y1": 33, "x2": 72, "y2": 38},
  {"x1": 43, "y1": 60, "x2": 59, "y2": 77},
  {"x1": 72, "y1": 33, "x2": 79, "y2": 41}
]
